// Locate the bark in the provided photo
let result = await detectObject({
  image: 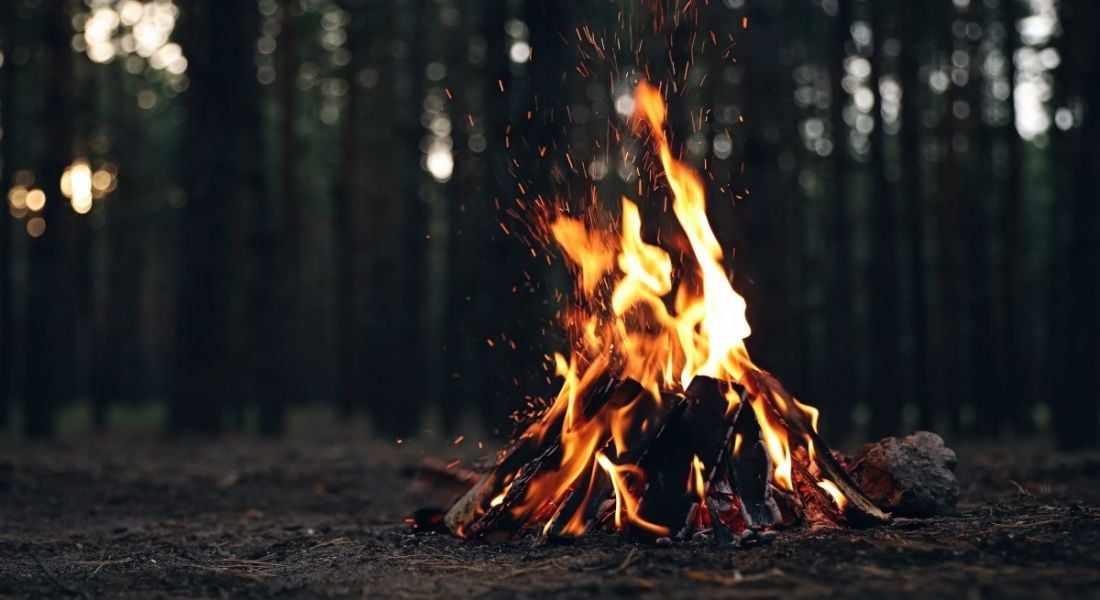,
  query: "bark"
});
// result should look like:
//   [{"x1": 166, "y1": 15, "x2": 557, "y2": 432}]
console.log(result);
[
  {"x1": 898, "y1": 0, "x2": 928, "y2": 427},
  {"x1": 933, "y1": 0, "x2": 962, "y2": 433},
  {"x1": 998, "y1": 0, "x2": 1029, "y2": 432},
  {"x1": 964, "y1": 1, "x2": 1000, "y2": 436},
  {"x1": 25, "y1": 0, "x2": 75, "y2": 438},
  {"x1": 171, "y1": 0, "x2": 261, "y2": 433},
  {"x1": 1051, "y1": 0, "x2": 1100, "y2": 449},
  {"x1": 826, "y1": 0, "x2": 855, "y2": 423},
  {"x1": 867, "y1": 0, "x2": 902, "y2": 437},
  {"x1": 253, "y1": 0, "x2": 299, "y2": 436},
  {"x1": 335, "y1": 0, "x2": 366, "y2": 418},
  {"x1": 0, "y1": 0, "x2": 16, "y2": 430}
]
